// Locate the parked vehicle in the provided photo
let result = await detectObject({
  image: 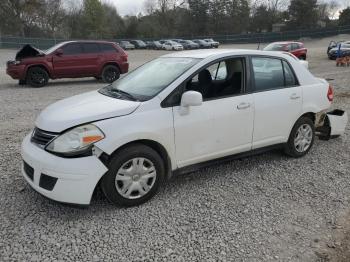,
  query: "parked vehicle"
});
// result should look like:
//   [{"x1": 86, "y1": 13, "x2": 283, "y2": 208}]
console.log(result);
[
  {"x1": 163, "y1": 41, "x2": 184, "y2": 51},
  {"x1": 282, "y1": 52, "x2": 309, "y2": 69},
  {"x1": 21, "y1": 49, "x2": 347, "y2": 206},
  {"x1": 130, "y1": 40, "x2": 147, "y2": 49},
  {"x1": 119, "y1": 41, "x2": 135, "y2": 50},
  {"x1": 179, "y1": 40, "x2": 199, "y2": 50},
  {"x1": 192, "y1": 39, "x2": 212, "y2": 49},
  {"x1": 146, "y1": 41, "x2": 163, "y2": 50},
  {"x1": 327, "y1": 41, "x2": 350, "y2": 60},
  {"x1": 6, "y1": 41, "x2": 129, "y2": 87},
  {"x1": 171, "y1": 39, "x2": 183, "y2": 43},
  {"x1": 204, "y1": 38, "x2": 220, "y2": 48},
  {"x1": 263, "y1": 42, "x2": 307, "y2": 60}
]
